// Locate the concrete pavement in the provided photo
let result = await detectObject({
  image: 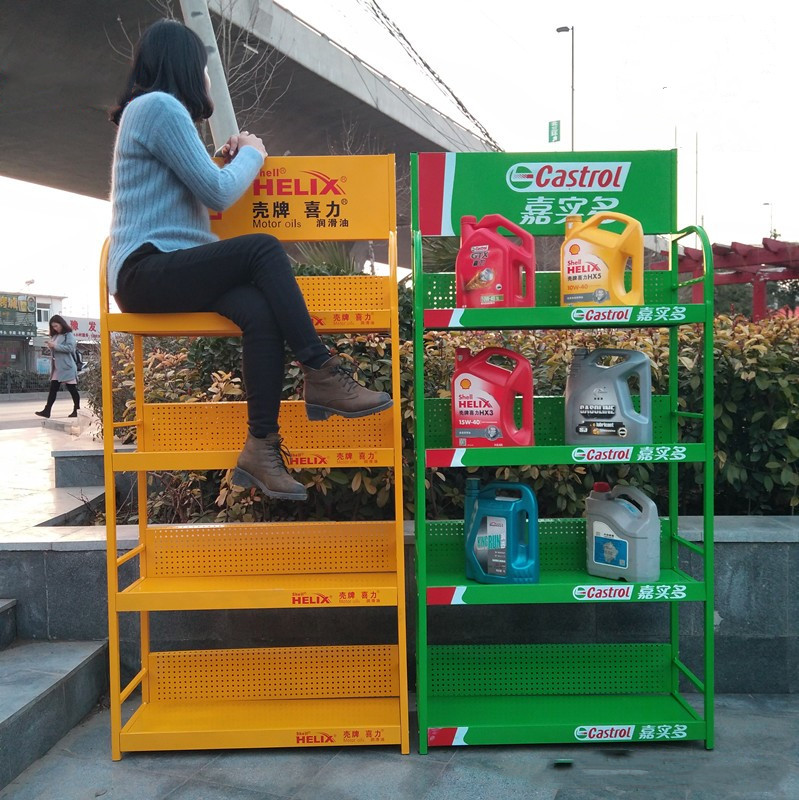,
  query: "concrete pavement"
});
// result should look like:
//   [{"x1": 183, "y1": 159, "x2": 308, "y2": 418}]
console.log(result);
[{"x1": 0, "y1": 694, "x2": 797, "y2": 799}]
